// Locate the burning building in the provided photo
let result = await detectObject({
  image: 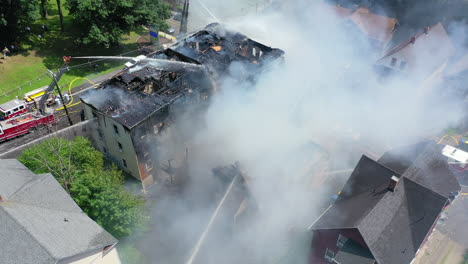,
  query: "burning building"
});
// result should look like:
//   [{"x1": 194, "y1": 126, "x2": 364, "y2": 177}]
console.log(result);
[
  {"x1": 81, "y1": 49, "x2": 213, "y2": 186},
  {"x1": 80, "y1": 24, "x2": 284, "y2": 186},
  {"x1": 309, "y1": 141, "x2": 460, "y2": 264}
]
